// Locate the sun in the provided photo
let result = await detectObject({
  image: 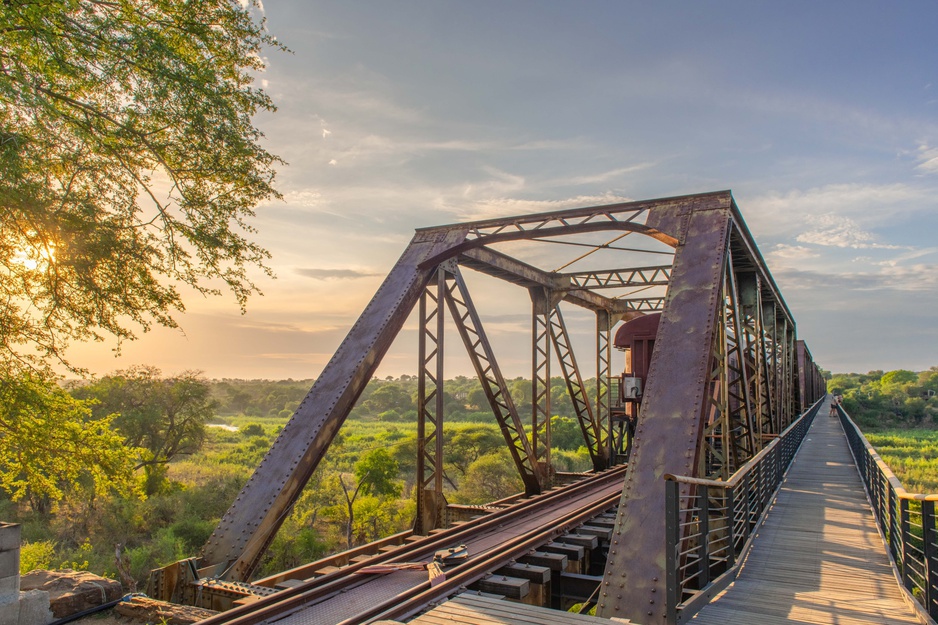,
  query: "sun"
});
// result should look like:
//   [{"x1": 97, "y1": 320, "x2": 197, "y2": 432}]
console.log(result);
[{"x1": 12, "y1": 243, "x2": 57, "y2": 271}]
